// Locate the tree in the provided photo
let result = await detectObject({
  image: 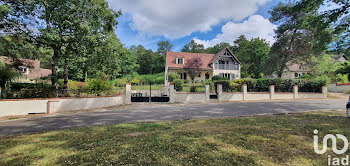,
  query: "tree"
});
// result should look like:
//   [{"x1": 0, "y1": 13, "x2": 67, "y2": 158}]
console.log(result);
[
  {"x1": 183, "y1": 57, "x2": 202, "y2": 84},
  {"x1": 264, "y1": 2, "x2": 333, "y2": 77},
  {"x1": 134, "y1": 45, "x2": 154, "y2": 75},
  {"x1": 232, "y1": 36, "x2": 270, "y2": 78},
  {"x1": 2, "y1": 0, "x2": 120, "y2": 94},
  {"x1": 153, "y1": 40, "x2": 173, "y2": 73},
  {"x1": 205, "y1": 42, "x2": 231, "y2": 54},
  {"x1": 181, "y1": 40, "x2": 205, "y2": 53},
  {"x1": 0, "y1": 60, "x2": 20, "y2": 98}
]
